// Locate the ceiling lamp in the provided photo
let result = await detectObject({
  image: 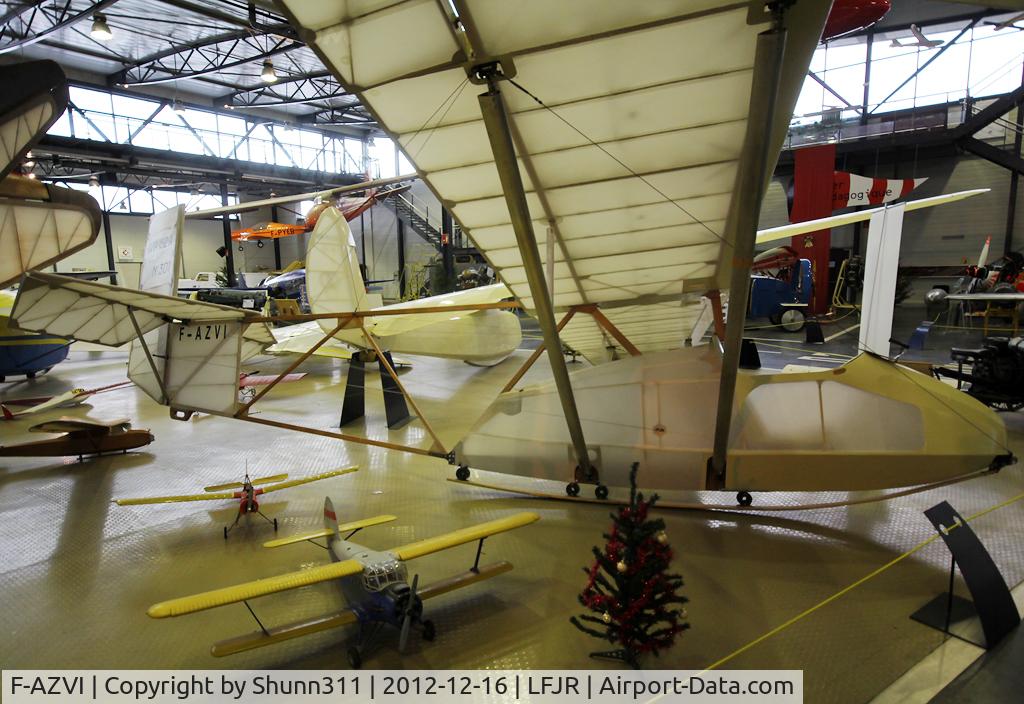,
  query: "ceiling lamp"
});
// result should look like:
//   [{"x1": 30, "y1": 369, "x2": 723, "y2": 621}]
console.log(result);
[
  {"x1": 88, "y1": 176, "x2": 100, "y2": 189},
  {"x1": 261, "y1": 60, "x2": 277, "y2": 83},
  {"x1": 90, "y1": 14, "x2": 113, "y2": 42},
  {"x1": 172, "y1": 99, "x2": 186, "y2": 113}
]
